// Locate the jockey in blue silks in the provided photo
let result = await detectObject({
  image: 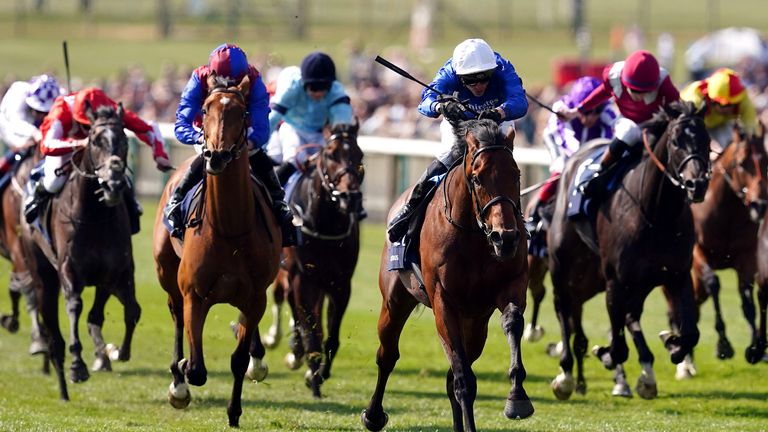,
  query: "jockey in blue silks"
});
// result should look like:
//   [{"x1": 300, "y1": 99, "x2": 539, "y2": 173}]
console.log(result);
[
  {"x1": 165, "y1": 43, "x2": 296, "y2": 245},
  {"x1": 387, "y1": 38, "x2": 529, "y2": 242}
]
